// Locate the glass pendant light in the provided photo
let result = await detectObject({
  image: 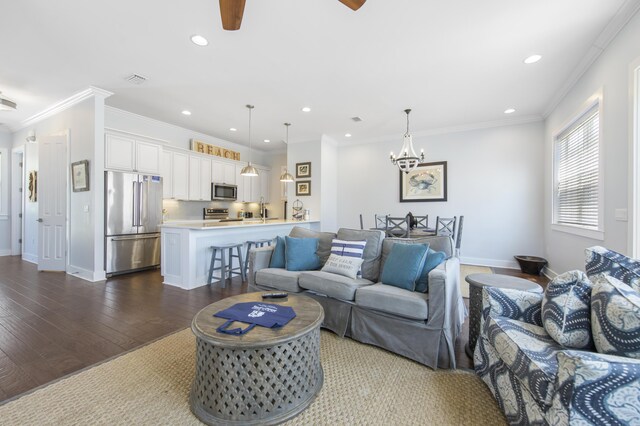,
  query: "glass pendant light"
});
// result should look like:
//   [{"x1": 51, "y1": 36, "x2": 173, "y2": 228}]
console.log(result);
[
  {"x1": 390, "y1": 108, "x2": 424, "y2": 174},
  {"x1": 240, "y1": 104, "x2": 259, "y2": 177},
  {"x1": 280, "y1": 123, "x2": 295, "y2": 182}
]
